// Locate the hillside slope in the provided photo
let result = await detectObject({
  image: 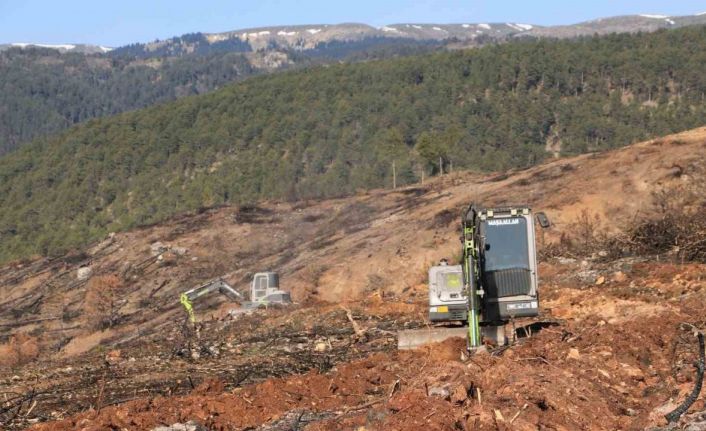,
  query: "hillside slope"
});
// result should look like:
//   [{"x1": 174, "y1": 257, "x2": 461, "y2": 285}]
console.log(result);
[
  {"x1": 2, "y1": 26, "x2": 706, "y2": 263},
  {"x1": 1, "y1": 127, "x2": 705, "y2": 430},
  {"x1": 1, "y1": 125, "x2": 704, "y2": 339},
  {"x1": 0, "y1": 48, "x2": 287, "y2": 155},
  {"x1": 3, "y1": 13, "x2": 706, "y2": 156},
  {"x1": 522, "y1": 13, "x2": 706, "y2": 38}
]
